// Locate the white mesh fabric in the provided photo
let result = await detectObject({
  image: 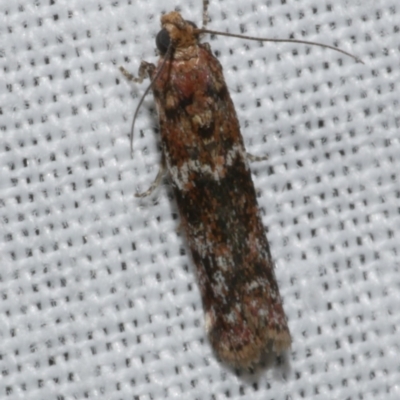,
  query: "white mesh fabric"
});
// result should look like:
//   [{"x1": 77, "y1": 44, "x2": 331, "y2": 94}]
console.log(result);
[{"x1": 0, "y1": 0, "x2": 399, "y2": 399}]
